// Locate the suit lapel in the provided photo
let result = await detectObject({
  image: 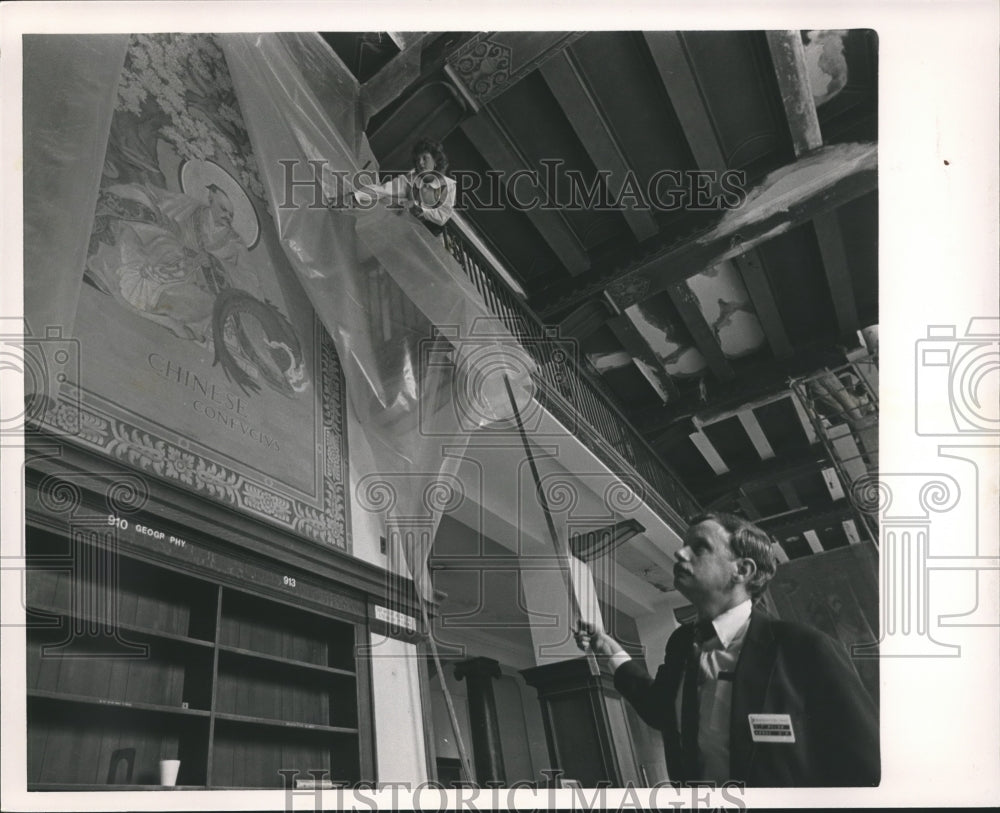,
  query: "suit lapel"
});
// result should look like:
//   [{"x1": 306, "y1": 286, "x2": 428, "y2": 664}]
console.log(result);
[
  {"x1": 663, "y1": 623, "x2": 695, "y2": 776},
  {"x1": 729, "y1": 609, "x2": 777, "y2": 781}
]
